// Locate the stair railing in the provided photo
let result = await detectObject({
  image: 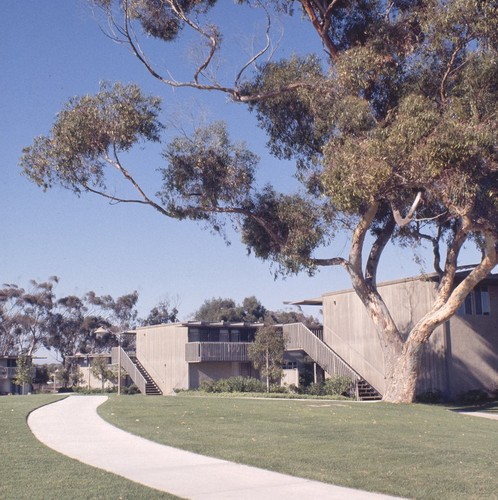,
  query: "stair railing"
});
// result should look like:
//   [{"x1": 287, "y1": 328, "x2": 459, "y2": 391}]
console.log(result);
[
  {"x1": 111, "y1": 347, "x2": 147, "y2": 395},
  {"x1": 283, "y1": 323, "x2": 364, "y2": 397}
]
